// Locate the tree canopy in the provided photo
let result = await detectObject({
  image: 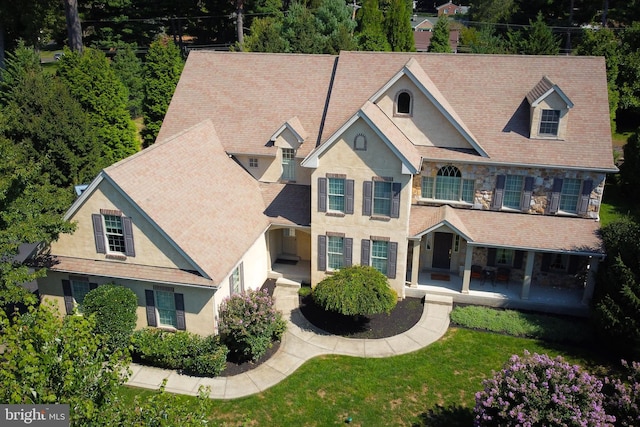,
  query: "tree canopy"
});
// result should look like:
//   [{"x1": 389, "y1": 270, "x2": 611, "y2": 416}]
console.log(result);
[{"x1": 429, "y1": 18, "x2": 452, "y2": 53}]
